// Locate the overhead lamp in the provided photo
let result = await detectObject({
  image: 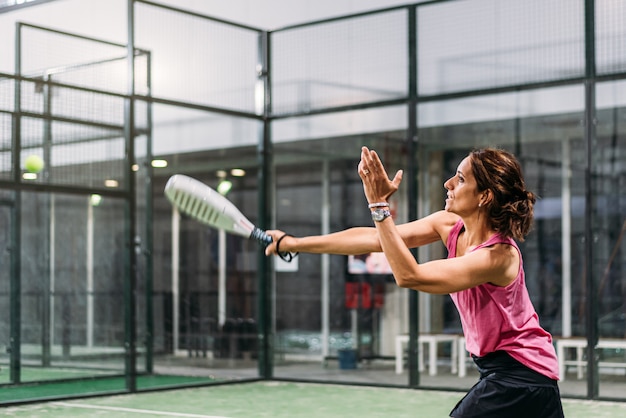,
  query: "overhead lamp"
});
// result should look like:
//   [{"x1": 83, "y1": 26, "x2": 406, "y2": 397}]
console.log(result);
[
  {"x1": 104, "y1": 179, "x2": 119, "y2": 188},
  {"x1": 90, "y1": 194, "x2": 102, "y2": 206},
  {"x1": 230, "y1": 168, "x2": 245, "y2": 177},
  {"x1": 151, "y1": 159, "x2": 168, "y2": 168},
  {"x1": 217, "y1": 179, "x2": 233, "y2": 196}
]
